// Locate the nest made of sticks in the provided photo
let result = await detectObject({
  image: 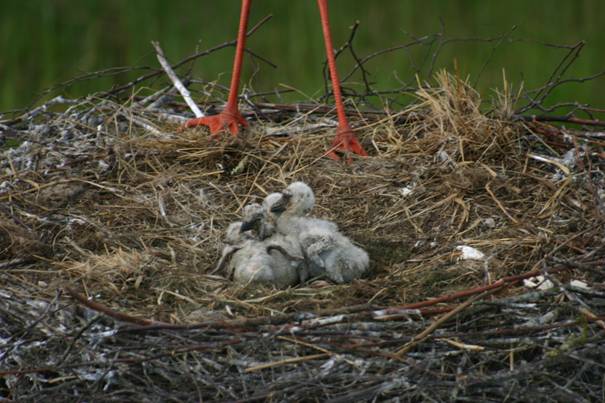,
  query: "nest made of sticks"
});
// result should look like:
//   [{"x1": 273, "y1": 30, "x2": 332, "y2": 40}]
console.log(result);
[{"x1": 1, "y1": 71, "x2": 604, "y2": 402}]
